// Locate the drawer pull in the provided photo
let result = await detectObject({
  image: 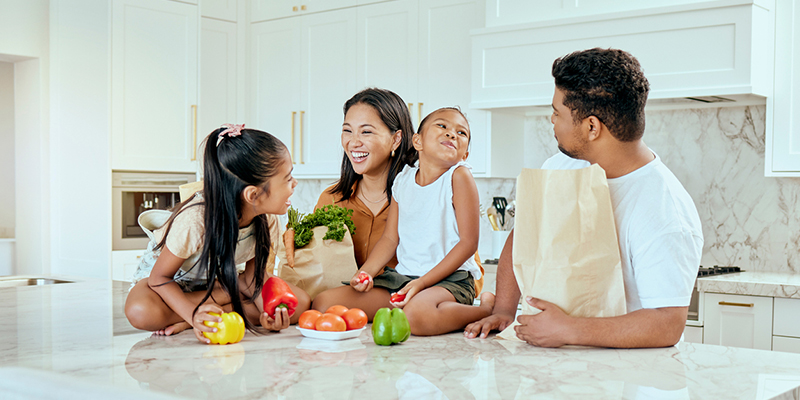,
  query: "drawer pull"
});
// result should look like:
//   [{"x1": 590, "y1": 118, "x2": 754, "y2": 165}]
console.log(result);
[
  {"x1": 136, "y1": 255, "x2": 142, "y2": 259},
  {"x1": 719, "y1": 301, "x2": 754, "y2": 308}
]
